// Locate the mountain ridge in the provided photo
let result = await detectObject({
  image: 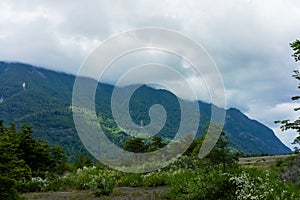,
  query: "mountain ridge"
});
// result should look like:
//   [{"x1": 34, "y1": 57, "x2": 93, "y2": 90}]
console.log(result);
[{"x1": 0, "y1": 61, "x2": 291, "y2": 159}]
